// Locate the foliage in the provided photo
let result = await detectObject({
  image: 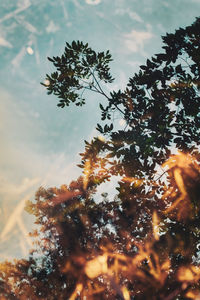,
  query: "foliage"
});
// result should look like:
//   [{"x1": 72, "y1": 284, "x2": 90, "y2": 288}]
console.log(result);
[
  {"x1": 41, "y1": 41, "x2": 114, "y2": 107},
  {"x1": 43, "y1": 20, "x2": 200, "y2": 182},
  {"x1": 1, "y1": 18, "x2": 200, "y2": 299}
]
